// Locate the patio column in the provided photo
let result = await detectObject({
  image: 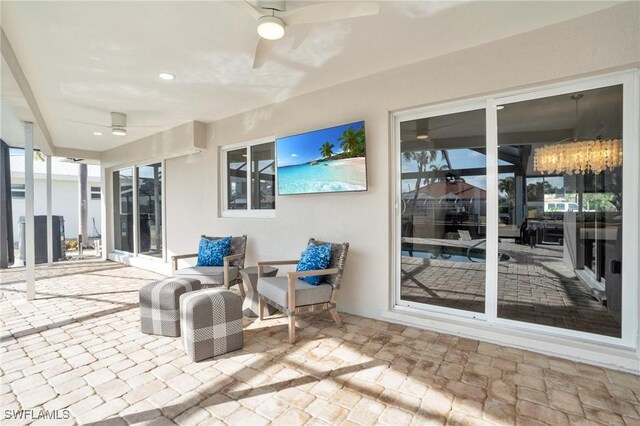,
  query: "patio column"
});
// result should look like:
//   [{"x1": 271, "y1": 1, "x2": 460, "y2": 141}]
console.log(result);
[
  {"x1": 25, "y1": 121, "x2": 35, "y2": 300},
  {"x1": 46, "y1": 155, "x2": 53, "y2": 266}
]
